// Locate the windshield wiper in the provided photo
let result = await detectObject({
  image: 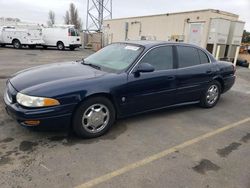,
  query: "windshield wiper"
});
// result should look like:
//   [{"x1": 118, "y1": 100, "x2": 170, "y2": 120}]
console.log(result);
[{"x1": 81, "y1": 61, "x2": 101, "y2": 70}]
